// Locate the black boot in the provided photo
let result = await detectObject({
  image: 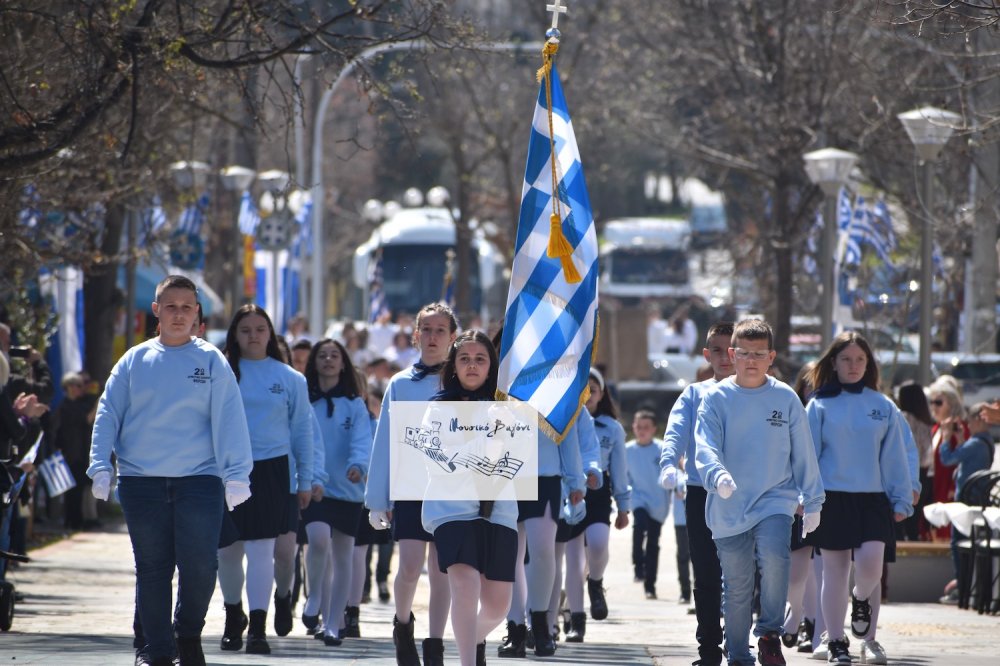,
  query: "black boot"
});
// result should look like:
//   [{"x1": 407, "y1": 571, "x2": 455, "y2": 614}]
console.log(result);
[
  {"x1": 342, "y1": 605, "x2": 361, "y2": 638},
  {"x1": 529, "y1": 610, "x2": 555, "y2": 657},
  {"x1": 477, "y1": 641, "x2": 487, "y2": 666},
  {"x1": 220, "y1": 602, "x2": 248, "y2": 651},
  {"x1": 564, "y1": 612, "x2": 586, "y2": 643},
  {"x1": 273, "y1": 590, "x2": 293, "y2": 637},
  {"x1": 587, "y1": 577, "x2": 608, "y2": 620},
  {"x1": 496, "y1": 620, "x2": 526, "y2": 658},
  {"x1": 175, "y1": 635, "x2": 205, "y2": 666},
  {"x1": 393, "y1": 613, "x2": 421, "y2": 666},
  {"x1": 245, "y1": 609, "x2": 271, "y2": 655},
  {"x1": 423, "y1": 637, "x2": 444, "y2": 666}
]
